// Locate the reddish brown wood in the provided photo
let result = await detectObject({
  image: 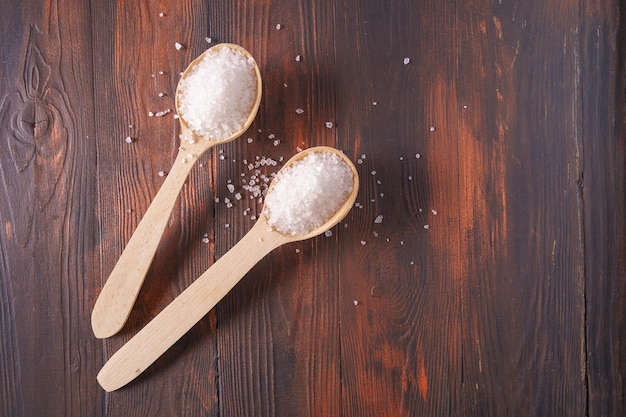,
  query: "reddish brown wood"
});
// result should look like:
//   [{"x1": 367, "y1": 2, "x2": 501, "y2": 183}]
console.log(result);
[{"x1": 0, "y1": 0, "x2": 624, "y2": 416}]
